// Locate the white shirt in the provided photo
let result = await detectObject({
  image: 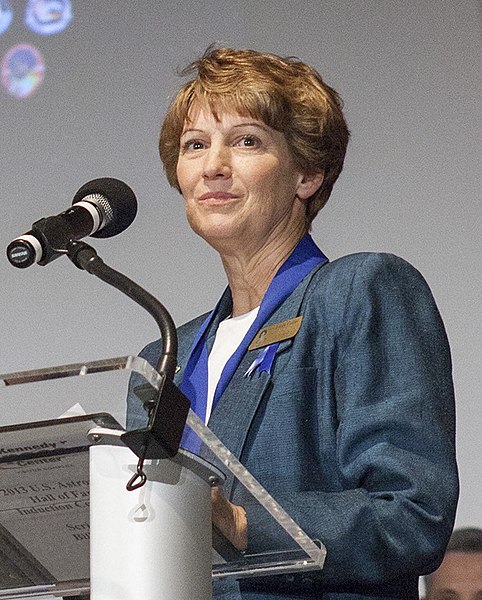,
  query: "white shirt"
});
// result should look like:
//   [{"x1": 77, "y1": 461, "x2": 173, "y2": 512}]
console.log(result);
[{"x1": 206, "y1": 307, "x2": 259, "y2": 423}]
